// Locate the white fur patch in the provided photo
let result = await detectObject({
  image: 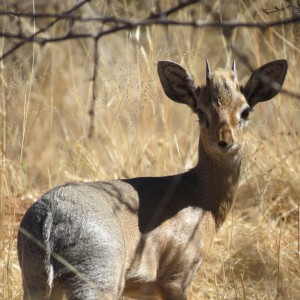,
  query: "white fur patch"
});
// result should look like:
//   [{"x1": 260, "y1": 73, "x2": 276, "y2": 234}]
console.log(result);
[{"x1": 47, "y1": 264, "x2": 54, "y2": 290}]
